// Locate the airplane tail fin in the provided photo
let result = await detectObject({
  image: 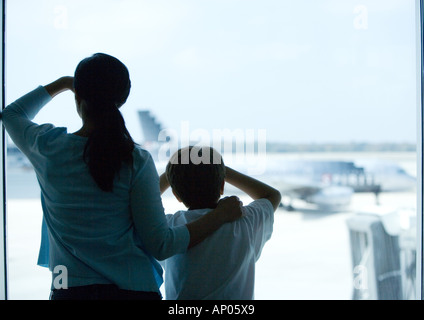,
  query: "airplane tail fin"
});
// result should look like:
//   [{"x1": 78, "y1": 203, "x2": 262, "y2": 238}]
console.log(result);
[{"x1": 138, "y1": 110, "x2": 162, "y2": 143}]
